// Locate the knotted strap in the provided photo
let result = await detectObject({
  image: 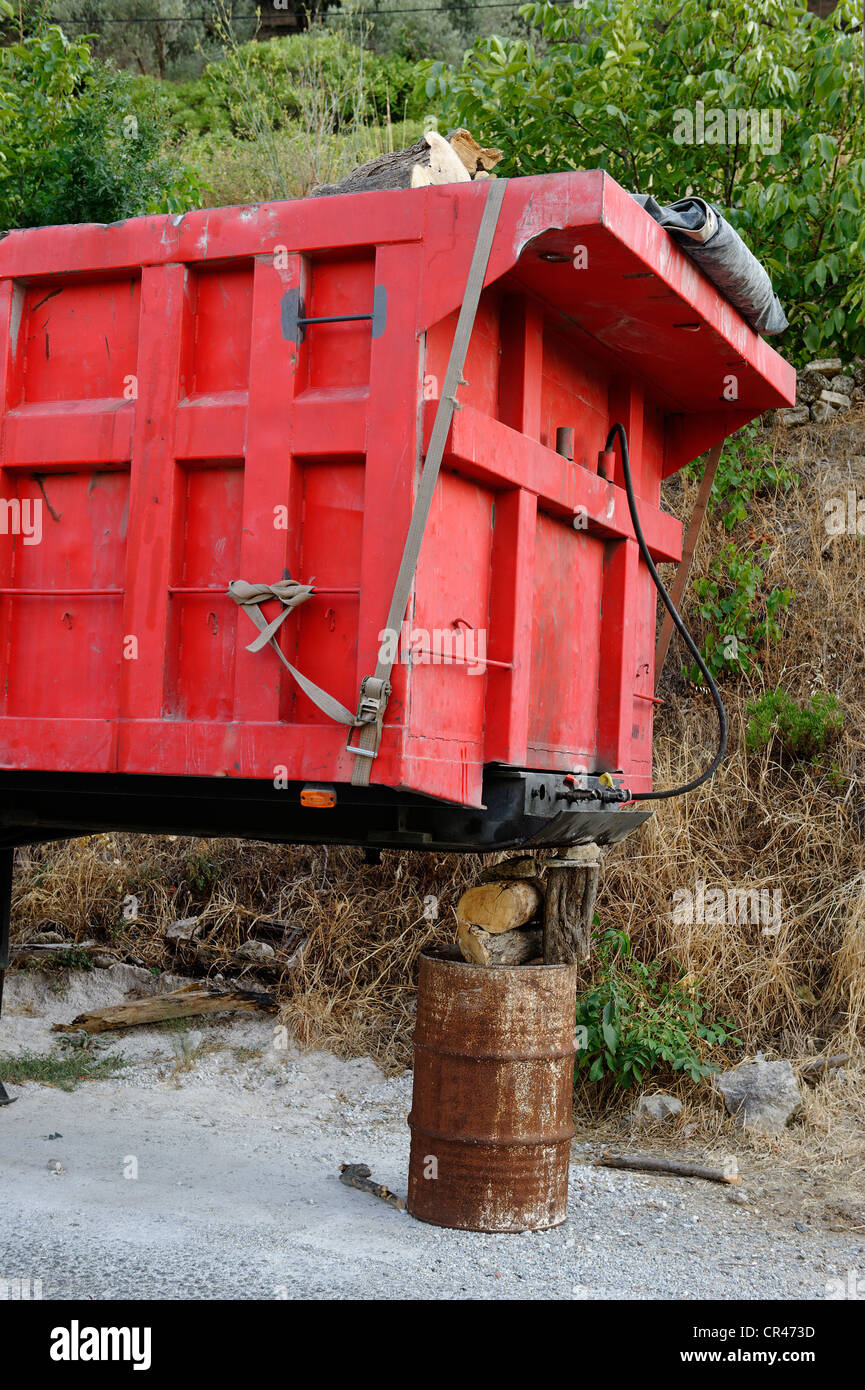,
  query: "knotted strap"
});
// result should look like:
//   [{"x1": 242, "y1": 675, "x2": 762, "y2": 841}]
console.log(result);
[{"x1": 228, "y1": 578, "x2": 360, "y2": 728}]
